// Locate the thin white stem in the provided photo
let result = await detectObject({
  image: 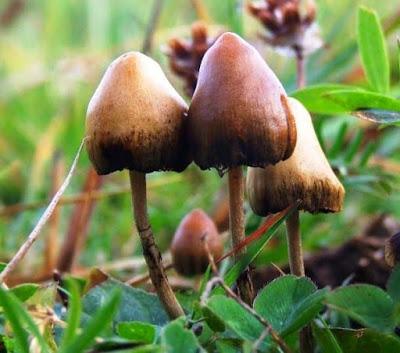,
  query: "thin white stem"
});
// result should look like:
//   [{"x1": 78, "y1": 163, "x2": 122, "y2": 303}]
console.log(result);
[{"x1": 0, "y1": 138, "x2": 87, "y2": 283}]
